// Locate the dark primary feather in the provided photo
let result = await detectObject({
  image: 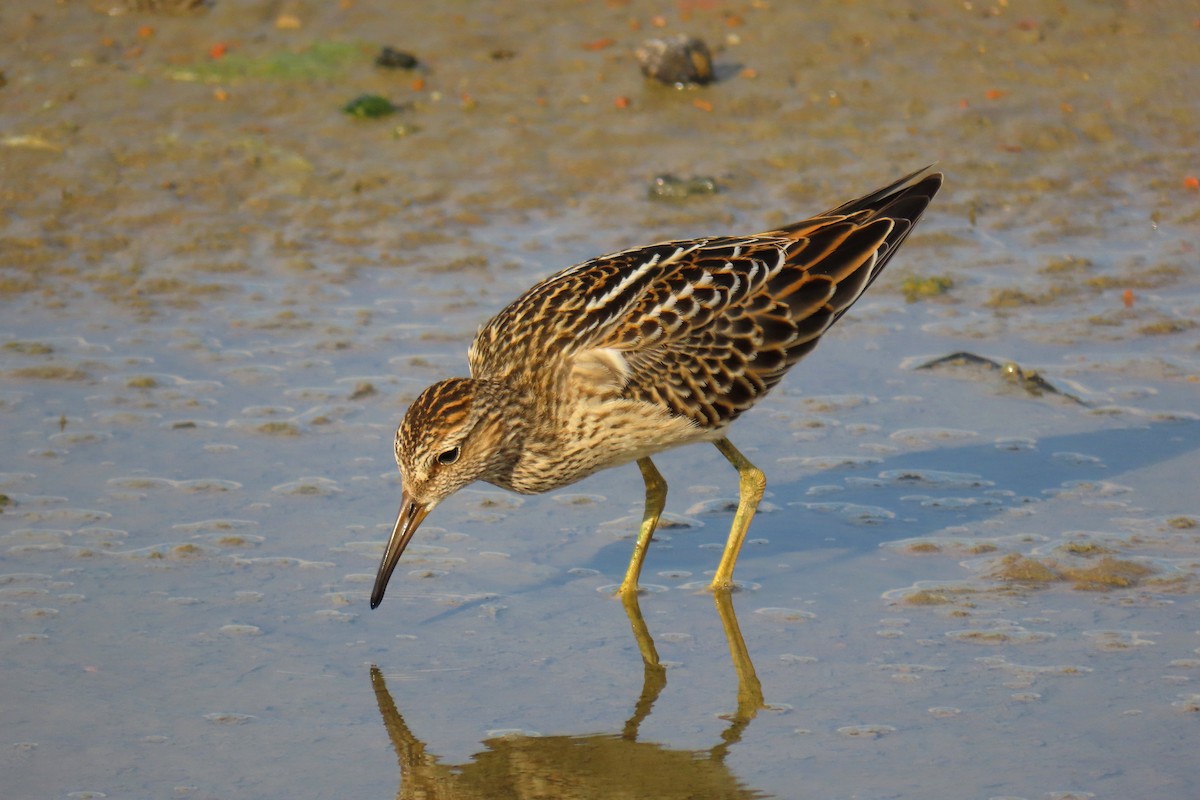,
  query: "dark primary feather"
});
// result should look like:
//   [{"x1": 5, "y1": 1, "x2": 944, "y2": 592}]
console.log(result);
[{"x1": 468, "y1": 168, "x2": 943, "y2": 428}]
